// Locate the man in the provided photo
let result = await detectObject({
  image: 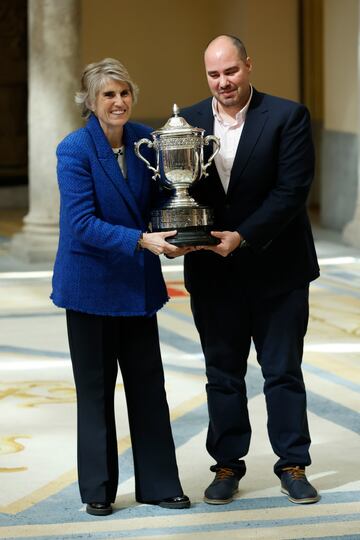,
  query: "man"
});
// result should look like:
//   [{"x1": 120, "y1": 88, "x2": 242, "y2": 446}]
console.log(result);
[{"x1": 180, "y1": 35, "x2": 320, "y2": 505}]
